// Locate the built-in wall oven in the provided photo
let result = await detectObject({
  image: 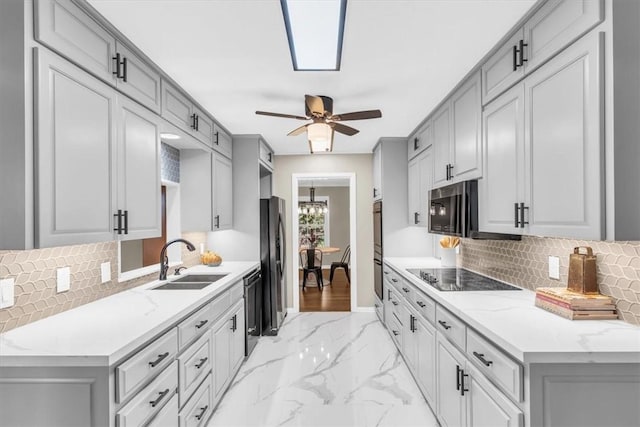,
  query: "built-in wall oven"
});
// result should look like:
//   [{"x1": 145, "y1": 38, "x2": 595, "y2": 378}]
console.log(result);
[
  {"x1": 243, "y1": 268, "x2": 262, "y2": 357},
  {"x1": 373, "y1": 201, "x2": 383, "y2": 301}
]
